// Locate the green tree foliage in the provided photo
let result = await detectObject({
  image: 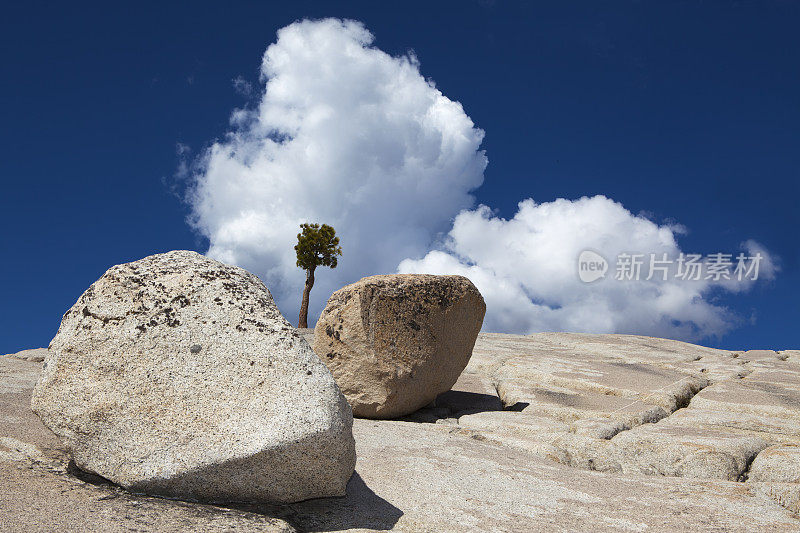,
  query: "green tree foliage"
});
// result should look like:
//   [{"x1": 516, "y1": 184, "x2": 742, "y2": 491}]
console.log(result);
[
  {"x1": 295, "y1": 223, "x2": 341, "y2": 271},
  {"x1": 295, "y1": 223, "x2": 342, "y2": 328}
]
